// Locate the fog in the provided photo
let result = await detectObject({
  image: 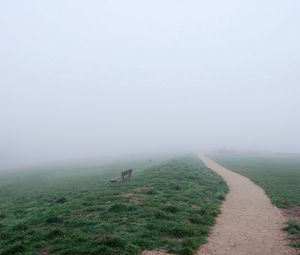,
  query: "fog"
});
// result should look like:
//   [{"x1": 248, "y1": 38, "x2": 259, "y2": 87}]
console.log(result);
[{"x1": 1, "y1": 1, "x2": 300, "y2": 170}]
